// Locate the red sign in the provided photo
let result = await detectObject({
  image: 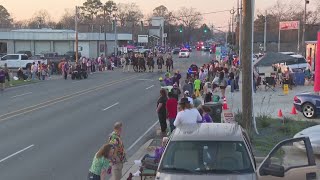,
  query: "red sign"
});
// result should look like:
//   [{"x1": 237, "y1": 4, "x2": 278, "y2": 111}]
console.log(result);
[{"x1": 279, "y1": 21, "x2": 299, "y2": 30}]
